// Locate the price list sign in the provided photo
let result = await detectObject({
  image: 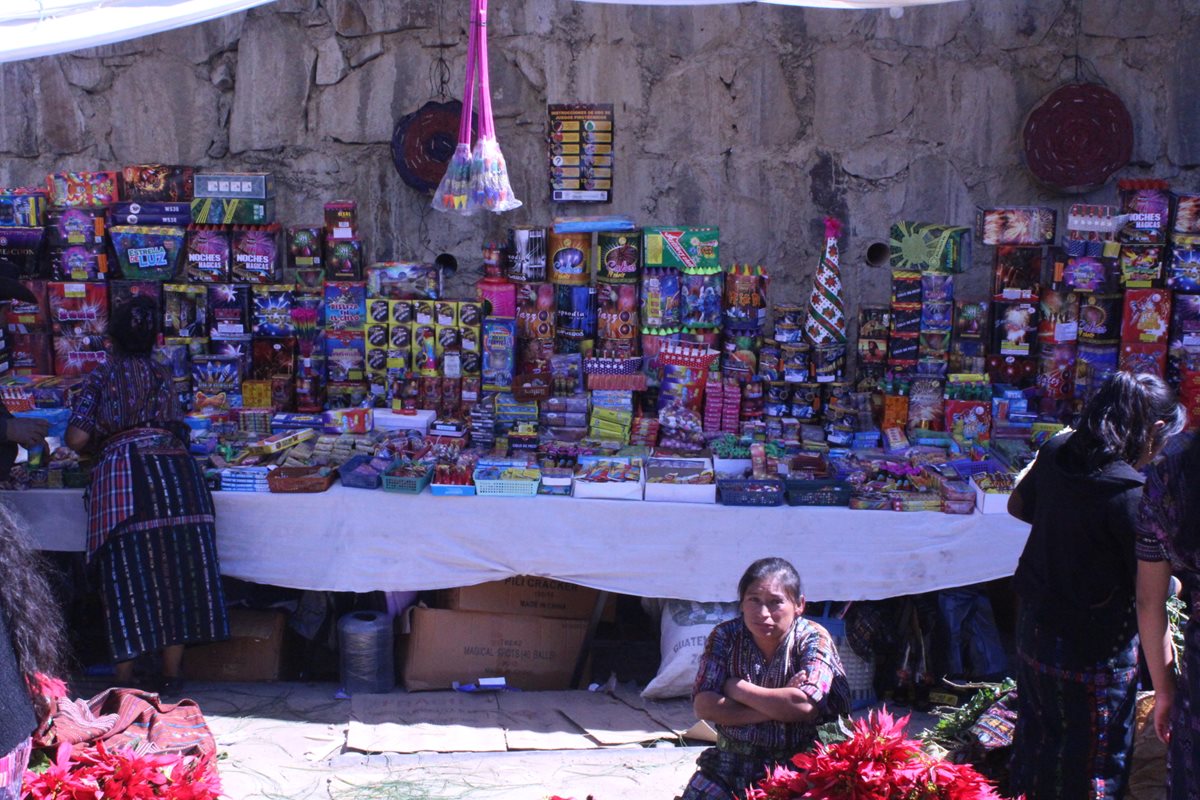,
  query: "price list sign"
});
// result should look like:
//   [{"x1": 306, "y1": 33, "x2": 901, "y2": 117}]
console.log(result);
[{"x1": 548, "y1": 104, "x2": 614, "y2": 203}]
